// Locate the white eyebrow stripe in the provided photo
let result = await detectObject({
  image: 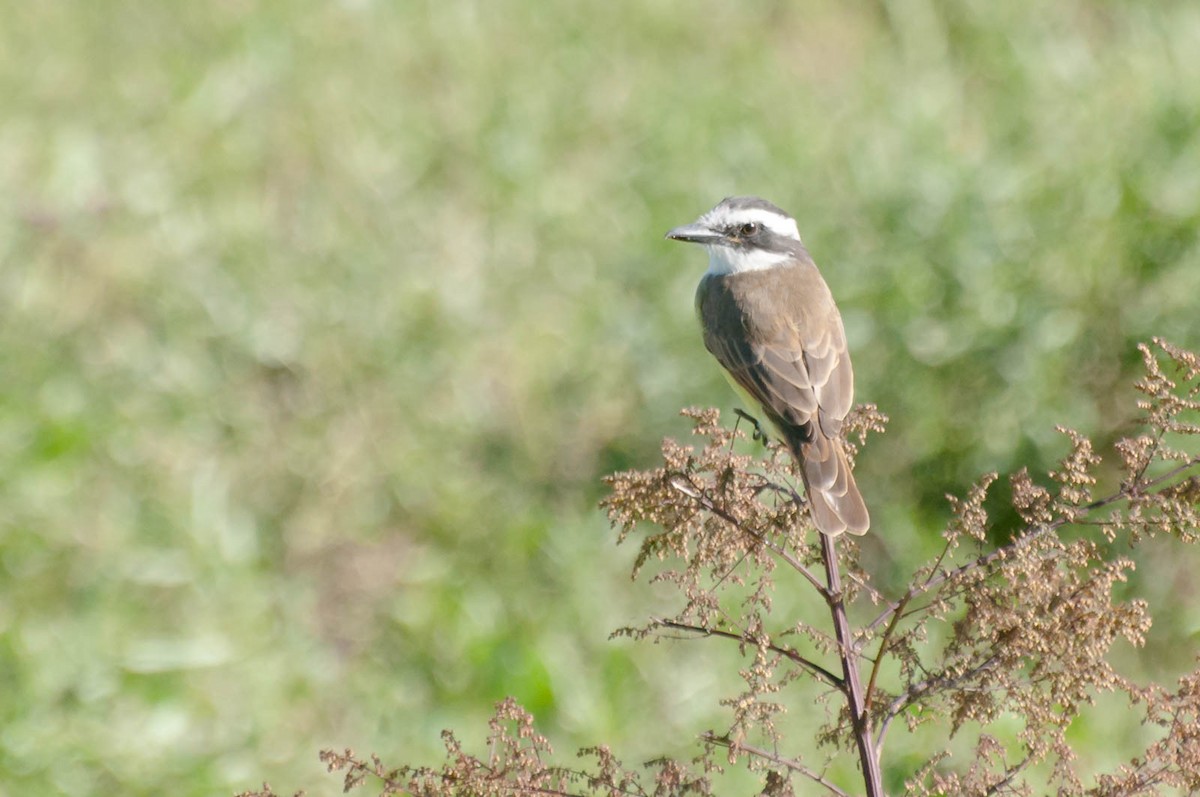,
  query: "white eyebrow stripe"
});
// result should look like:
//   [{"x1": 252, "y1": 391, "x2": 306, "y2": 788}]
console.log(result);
[{"x1": 701, "y1": 206, "x2": 802, "y2": 242}]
